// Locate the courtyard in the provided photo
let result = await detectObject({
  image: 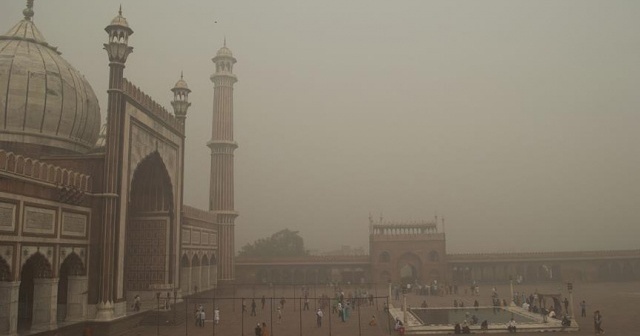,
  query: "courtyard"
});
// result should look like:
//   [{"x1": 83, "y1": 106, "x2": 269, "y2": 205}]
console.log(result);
[{"x1": 118, "y1": 280, "x2": 638, "y2": 336}]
